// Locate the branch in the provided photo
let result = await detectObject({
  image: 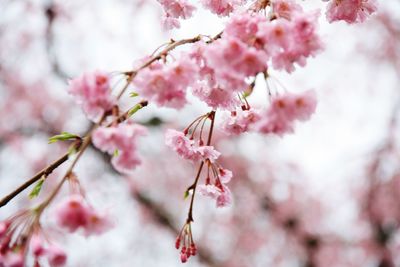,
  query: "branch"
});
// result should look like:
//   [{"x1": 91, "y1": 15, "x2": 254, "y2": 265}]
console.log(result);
[
  {"x1": 187, "y1": 111, "x2": 216, "y2": 223},
  {"x1": 0, "y1": 141, "x2": 81, "y2": 208}
]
